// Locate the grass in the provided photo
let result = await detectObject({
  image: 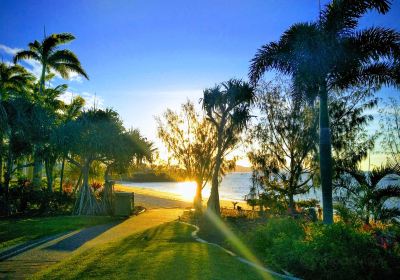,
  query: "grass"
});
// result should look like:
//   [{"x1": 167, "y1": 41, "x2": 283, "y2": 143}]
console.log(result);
[
  {"x1": 33, "y1": 222, "x2": 275, "y2": 280},
  {"x1": 0, "y1": 215, "x2": 120, "y2": 251}
]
